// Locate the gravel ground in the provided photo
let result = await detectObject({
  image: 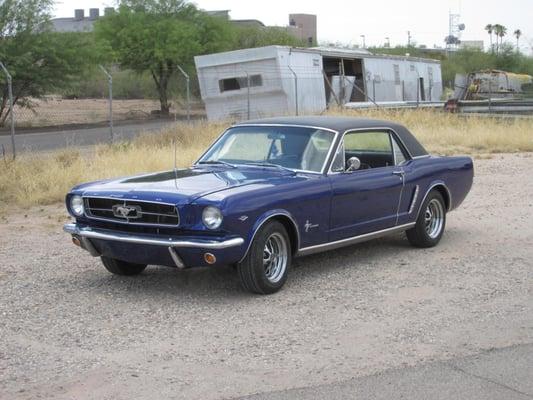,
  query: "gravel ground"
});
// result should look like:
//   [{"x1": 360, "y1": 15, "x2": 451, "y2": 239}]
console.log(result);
[{"x1": 0, "y1": 153, "x2": 532, "y2": 400}]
